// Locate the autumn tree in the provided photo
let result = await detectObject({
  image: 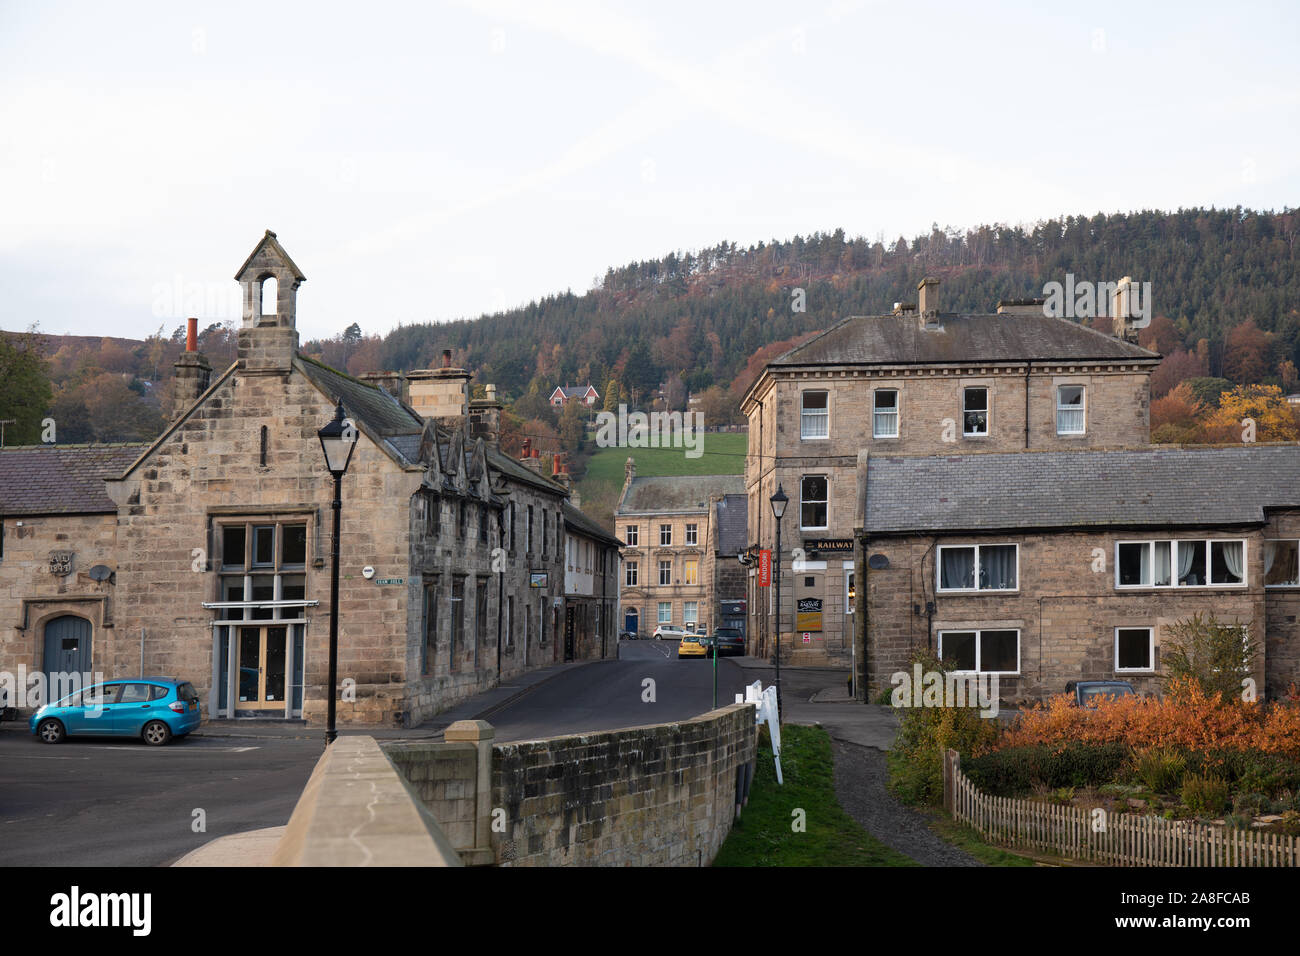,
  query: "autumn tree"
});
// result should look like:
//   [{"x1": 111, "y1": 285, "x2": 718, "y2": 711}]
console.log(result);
[
  {"x1": 1150, "y1": 382, "x2": 1204, "y2": 444},
  {"x1": 1149, "y1": 348, "x2": 1208, "y2": 398},
  {"x1": 603, "y1": 378, "x2": 621, "y2": 412},
  {"x1": 1200, "y1": 384, "x2": 1299, "y2": 443},
  {"x1": 1222, "y1": 319, "x2": 1273, "y2": 384},
  {"x1": 1137, "y1": 314, "x2": 1183, "y2": 356}
]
